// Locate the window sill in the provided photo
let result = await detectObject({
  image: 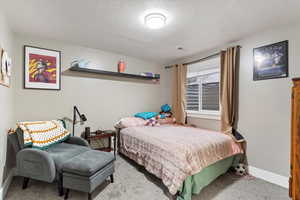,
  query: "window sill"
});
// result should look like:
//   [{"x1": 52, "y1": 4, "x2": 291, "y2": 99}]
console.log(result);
[{"x1": 187, "y1": 112, "x2": 220, "y2": 120}]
